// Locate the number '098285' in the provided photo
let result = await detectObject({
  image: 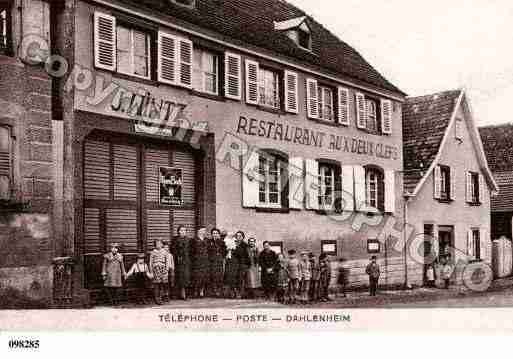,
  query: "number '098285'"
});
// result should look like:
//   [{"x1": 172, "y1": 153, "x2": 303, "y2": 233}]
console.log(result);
[{"x1": 8, "y1": 339, "x2": 40, "y2": 349}]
